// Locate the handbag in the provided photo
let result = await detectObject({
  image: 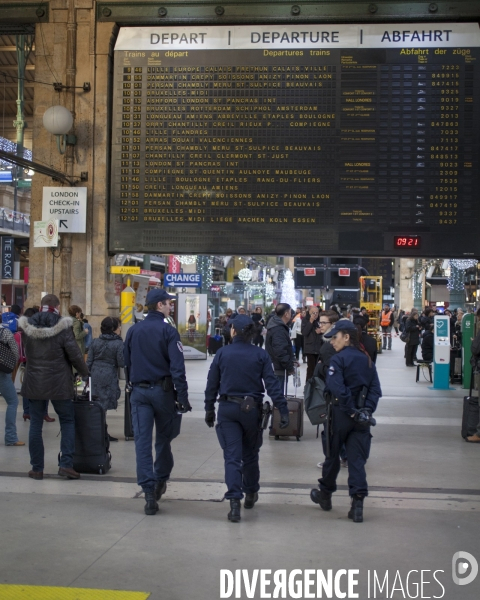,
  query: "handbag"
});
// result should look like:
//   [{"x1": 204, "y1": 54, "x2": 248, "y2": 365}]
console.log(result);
[
  {"x1": 0, "y1": 328, "x2": 17, "y2": 374},
  {"x1": 14, "y1": 363, "x2": 25, "y2": 392},
  {"x1": 400, "y1": 330, "x2": 410, "y2": 343}
]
